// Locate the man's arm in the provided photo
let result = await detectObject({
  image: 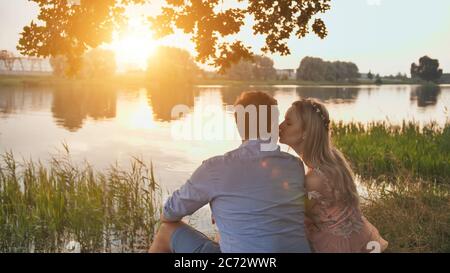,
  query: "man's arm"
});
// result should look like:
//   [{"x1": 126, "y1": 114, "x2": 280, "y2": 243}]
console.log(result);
[
  {"x1": 160, "y1": 212, "x2": 179, "y2": 224},
  {"x1": 161, "y1": 161, "x2": 215, "y2": 222}
]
